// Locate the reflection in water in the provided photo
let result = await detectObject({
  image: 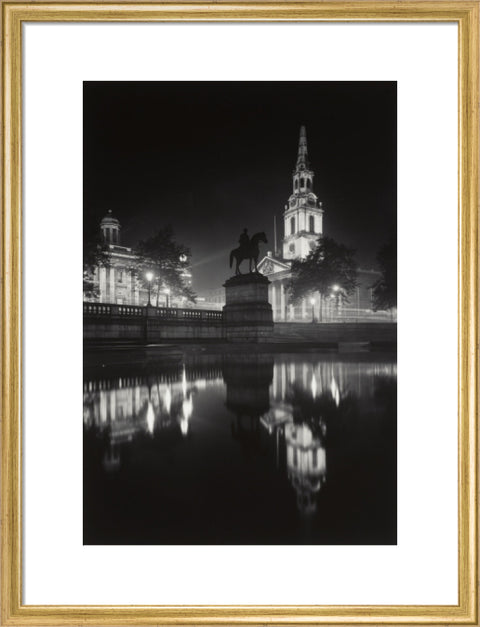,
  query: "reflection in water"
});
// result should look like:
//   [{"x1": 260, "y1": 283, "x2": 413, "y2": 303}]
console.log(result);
[
  {"x1": 84, "y1": 353, "x2": 396, "y2": 544},
  {"x1": 83, "y1": 363, "x2": 219, "y2": 447},
  {"x1": 224, "y1": 355, "x2": 273, "y2": 458},
  {"x1": 286, "y1": 423, "x2": 326, "y2": 515}
]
